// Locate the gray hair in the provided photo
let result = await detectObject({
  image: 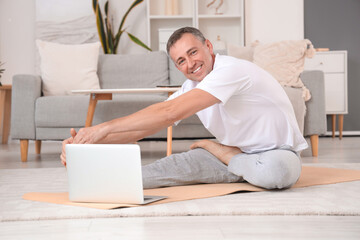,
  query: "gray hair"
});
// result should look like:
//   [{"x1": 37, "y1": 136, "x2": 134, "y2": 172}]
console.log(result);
[{"x1": 166, "y1": 27, "x2": 206, "y2": 54}]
